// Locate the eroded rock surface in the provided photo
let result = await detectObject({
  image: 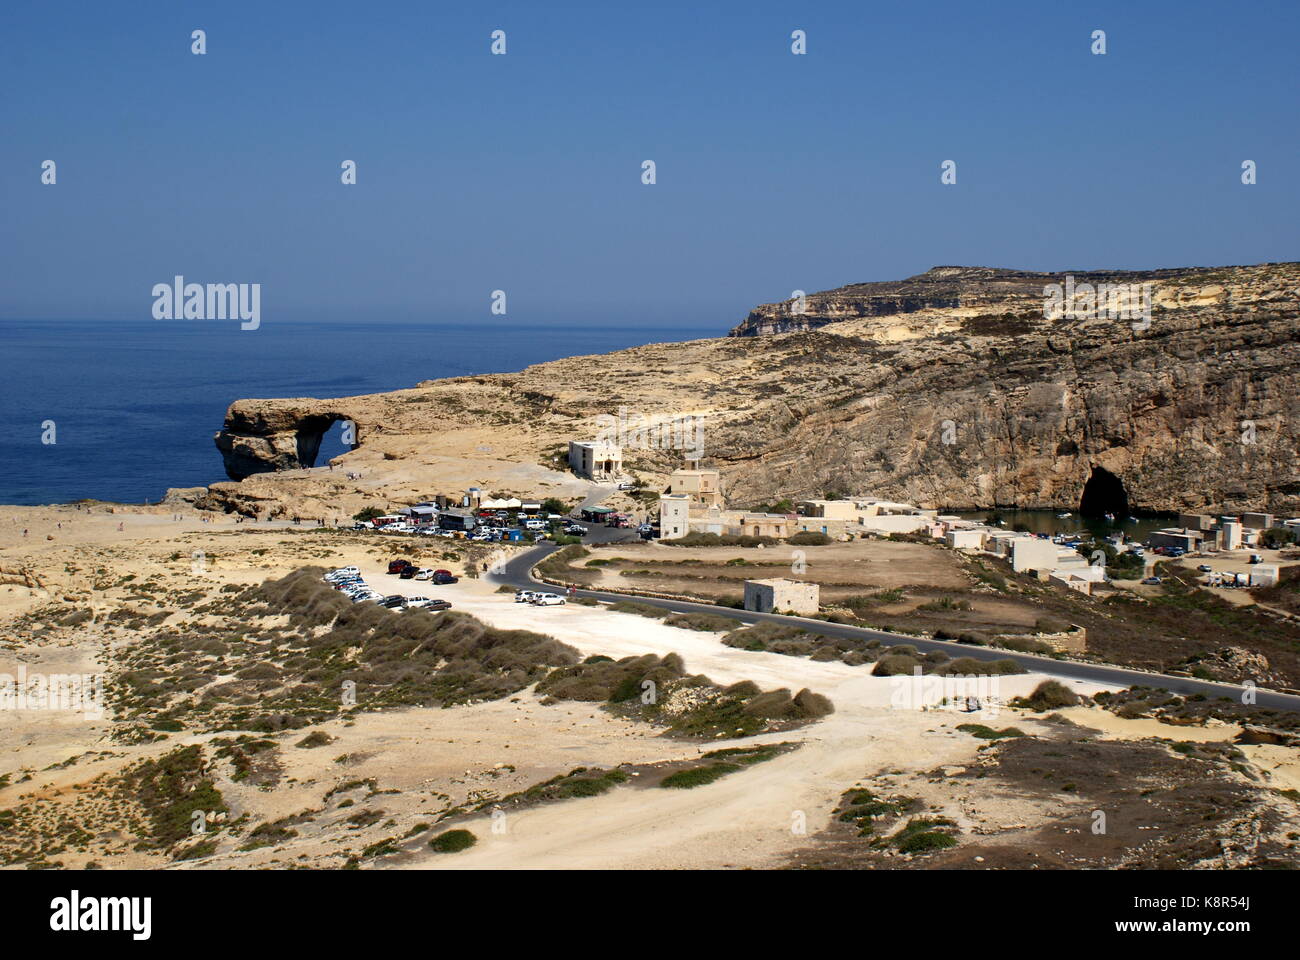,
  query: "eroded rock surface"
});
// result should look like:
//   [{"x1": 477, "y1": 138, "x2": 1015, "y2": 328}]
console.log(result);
[{"x1": 212, "y1": 262, "x2": 1300, "y2": 515}]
